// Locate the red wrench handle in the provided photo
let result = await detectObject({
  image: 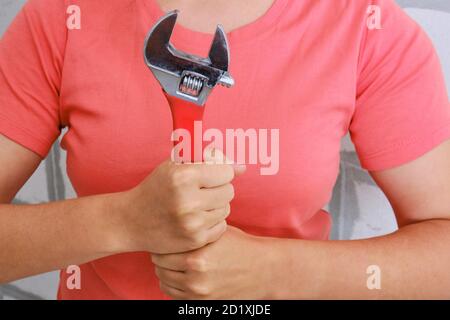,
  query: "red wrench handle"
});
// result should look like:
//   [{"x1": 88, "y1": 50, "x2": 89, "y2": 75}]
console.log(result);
[{"x1": 164, "y1": 92, "x2": 205, "y2": 163}]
